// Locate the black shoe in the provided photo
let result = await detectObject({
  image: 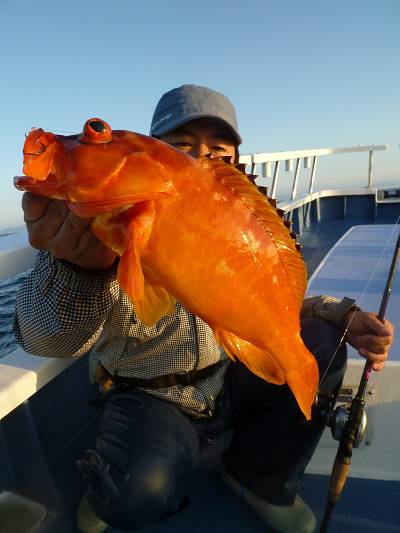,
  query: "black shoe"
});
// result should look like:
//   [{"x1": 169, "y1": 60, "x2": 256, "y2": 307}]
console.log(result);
[
  {"x1": 76, "y1": 495, "x2": 108, "y2": 533},
  {"x1": 220, "y1": 467, "x2": 316, "y2": 533}
]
